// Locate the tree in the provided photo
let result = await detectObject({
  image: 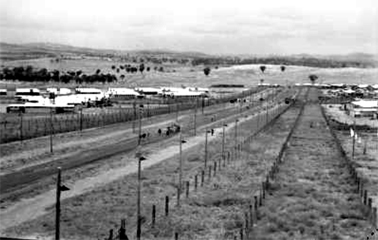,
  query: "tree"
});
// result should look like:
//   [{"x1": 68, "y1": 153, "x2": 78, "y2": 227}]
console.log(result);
[
  {"x1": 139, "y1": 64, "x2": 145, "y2": 73},
  {"x1": 116, "y1": 68, "x2": 120, "y2": 73},
  {"x1": 146, "y1": 67, "x2": 150, "y2": 72},
  {"x1": 120, "y1": 74, "x2": 125, "y2": 81},
  {"x1": 203, "y1": 67, "x2": 211, "y2": 76},
  {"x1": 309, "y1": 74, "x2": 318, "y2": 85},
  {"x1": 280, "y1": 65, "x2": 286, "y2": 72},
  {"x1": 260, "y1": 65, "x2": 266, "y2": 73},
  {"x1": 96, "y1": 69, "x2": 101, "y2": 75}
]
